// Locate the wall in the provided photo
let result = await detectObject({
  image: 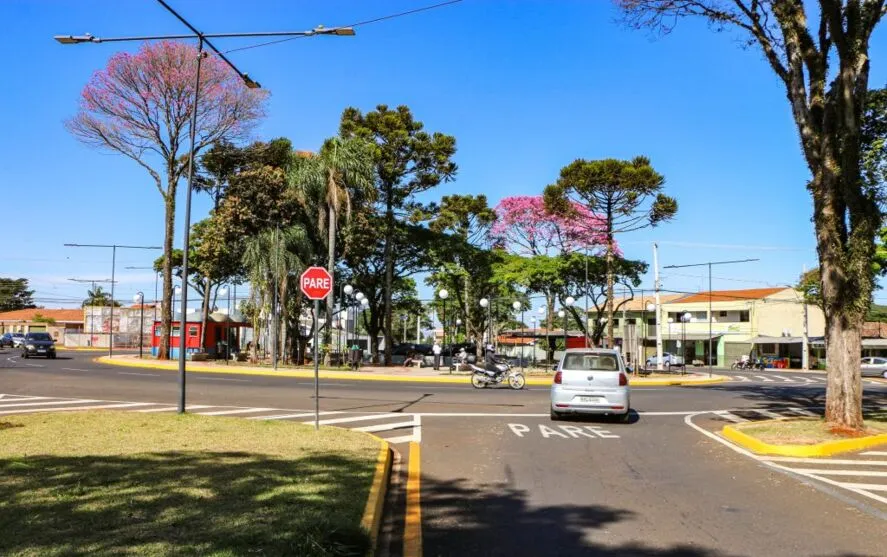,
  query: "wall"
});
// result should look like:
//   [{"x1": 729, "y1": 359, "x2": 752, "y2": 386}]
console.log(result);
[{"x1": 754, "y1": 290, "x2": 824, "y2": 338}]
